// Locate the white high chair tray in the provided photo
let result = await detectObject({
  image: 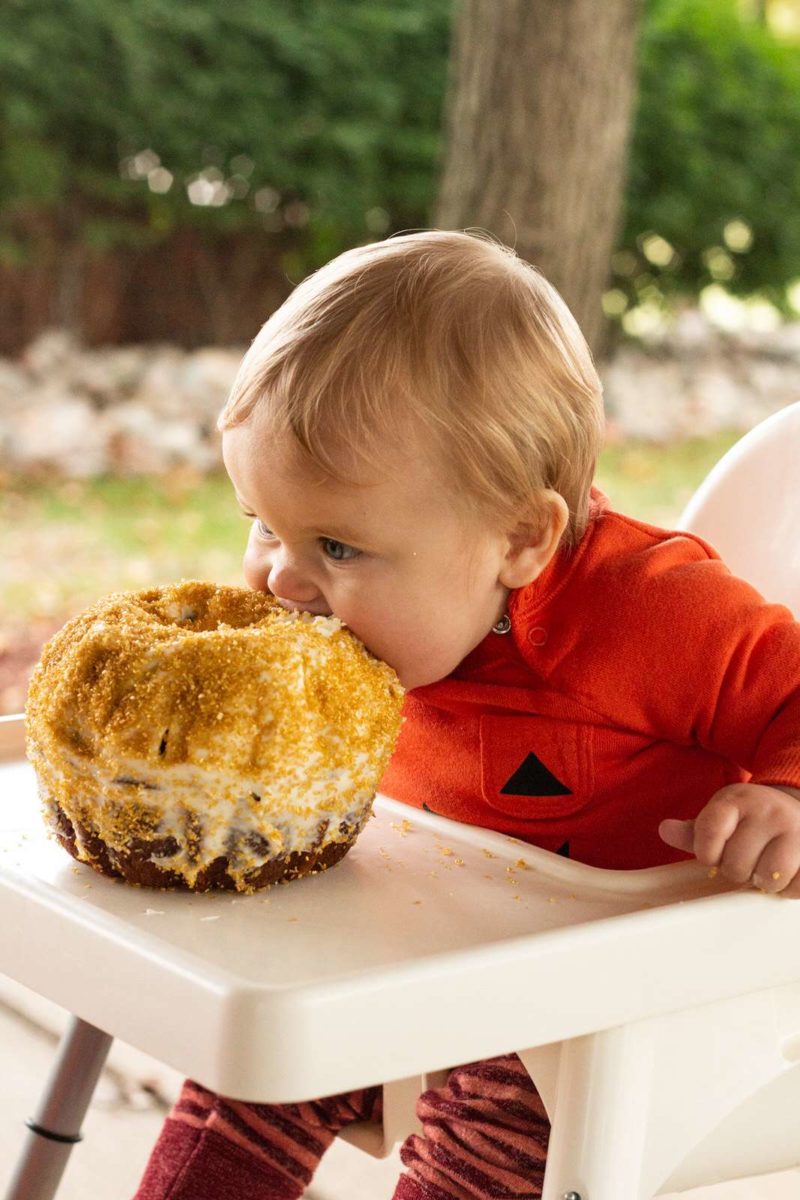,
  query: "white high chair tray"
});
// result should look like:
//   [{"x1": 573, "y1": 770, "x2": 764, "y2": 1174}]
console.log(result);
[{"x1": 2, "y1": 754, "x2": 799, "y2": 1104}]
